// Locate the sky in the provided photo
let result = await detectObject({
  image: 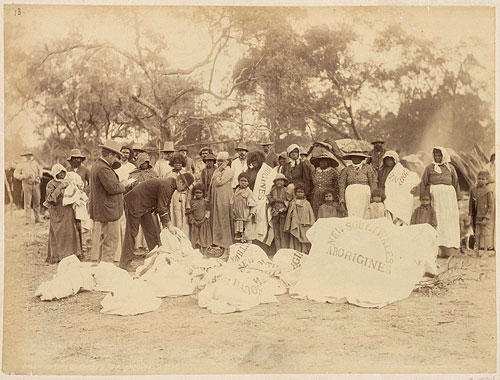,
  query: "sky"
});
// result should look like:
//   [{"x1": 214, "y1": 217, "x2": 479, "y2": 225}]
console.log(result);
[{"x1": 2, "y1": 4, "x2": 496, "y2": 151}]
